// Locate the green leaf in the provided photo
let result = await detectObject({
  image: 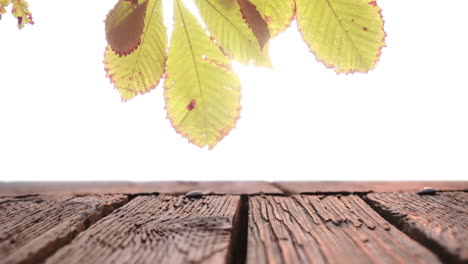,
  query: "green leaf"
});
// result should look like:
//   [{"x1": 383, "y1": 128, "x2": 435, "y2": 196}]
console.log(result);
[
  {"x1": 11, "y1": 0, "x2": 34, "y2": 29},
  {"x1": 164, "y1": 0, "x2": 241, "y2": 149},
  {"x1": 248, "y1": 0, "x2": 295, "y2": 37},
  {"x1": 296, "y1": 0, "x2": 385, "y2": 73},
  {"x1": 194, "y1": 0, "x2": 271, "y2": 67},
  {"x1": 105, "y1": 0, "x2": 149, "y2": 56},
  {"x1": 104, "y1": 0, "x2": 167, "y2": 101}
]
